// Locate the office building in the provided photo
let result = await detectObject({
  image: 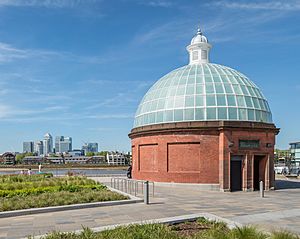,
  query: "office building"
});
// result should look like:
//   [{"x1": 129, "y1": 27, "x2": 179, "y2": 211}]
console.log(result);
[
  {"x1": 290, "y1": 142, "x2": 300, "y2": 166},
  {"x1": 35, "y1": 141, "x2": 44, "y2": 156},
  {"x1": 82, "y1": 143, "x2": 98, "y2": 155},
  {"x1": 43, "y1": 133, "x2": 53, "y2": 156},
  {"x1": 23, "y1": 141, "x2": 34, "y2": 153}
]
